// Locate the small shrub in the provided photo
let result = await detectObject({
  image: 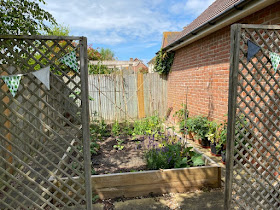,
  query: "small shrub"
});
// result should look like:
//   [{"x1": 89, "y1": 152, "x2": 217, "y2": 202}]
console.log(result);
[
  {"x1": 112, "y1": 120, "x2": 121, "y2": 136},
  {"x1": 132, "y1": 115, "x2": 163, "y2": 137},
  {"x1": 173, "y1": 104, "x2": 188, "y2": 134},
  {"x1": 186, "y1": 116, "x2": 210, "y2": 140},
  {"x1": 144, "y1": 140, "x2": 204, "y2": 170}
]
